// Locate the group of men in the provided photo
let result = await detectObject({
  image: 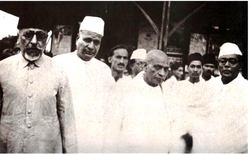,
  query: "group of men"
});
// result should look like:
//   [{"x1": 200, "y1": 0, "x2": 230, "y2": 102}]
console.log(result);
[{"x1": 0, "y1": 12, "x2": 248, "y2": 153}]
